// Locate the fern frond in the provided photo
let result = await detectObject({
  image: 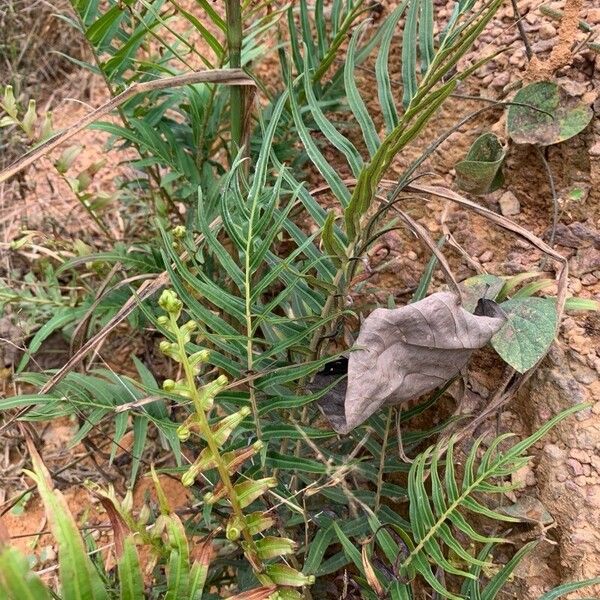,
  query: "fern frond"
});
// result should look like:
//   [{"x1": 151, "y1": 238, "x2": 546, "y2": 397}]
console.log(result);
[{"x1": 398, "y1": 405, "x2": 585, "y2": 598}]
